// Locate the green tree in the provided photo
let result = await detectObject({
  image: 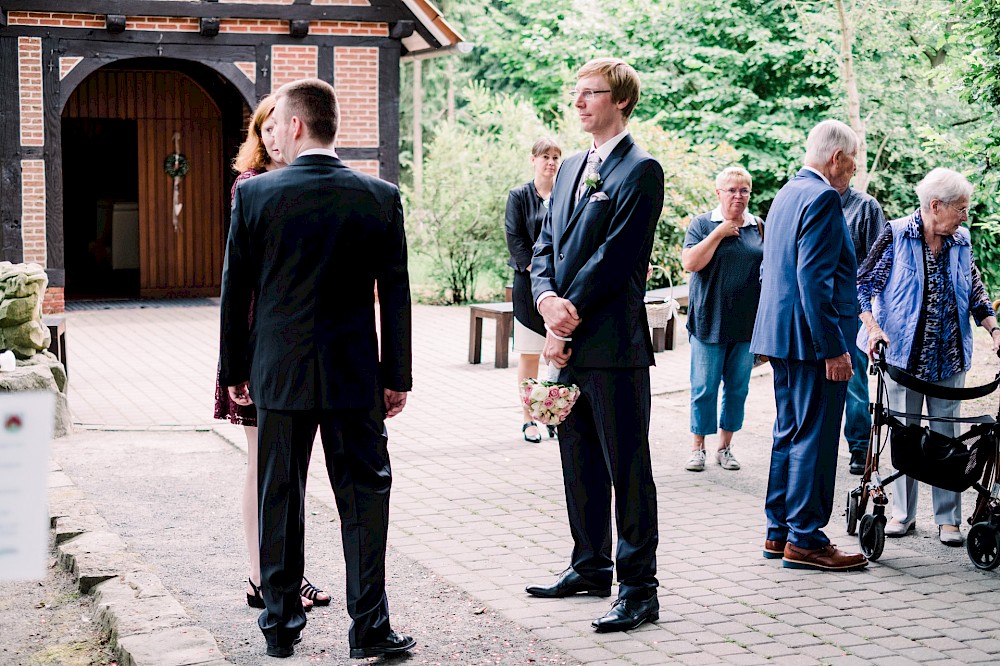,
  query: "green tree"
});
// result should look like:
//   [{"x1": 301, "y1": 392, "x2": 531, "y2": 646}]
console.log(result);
[{"x1": 403, "y1": 84, "x2": 551, "y2": 304}]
